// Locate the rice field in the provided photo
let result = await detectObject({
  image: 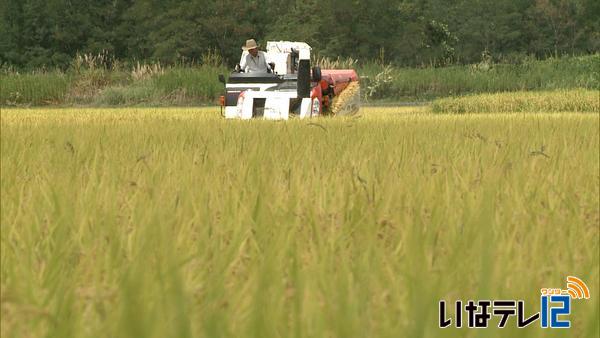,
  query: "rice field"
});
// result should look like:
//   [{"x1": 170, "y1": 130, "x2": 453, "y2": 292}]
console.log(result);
[
  {"x1": 1, "y1": 106, "x2": 599, "y2": 338},
  {"x1": 431, "y1": 89, "x2": 599, "y2": 114}
]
